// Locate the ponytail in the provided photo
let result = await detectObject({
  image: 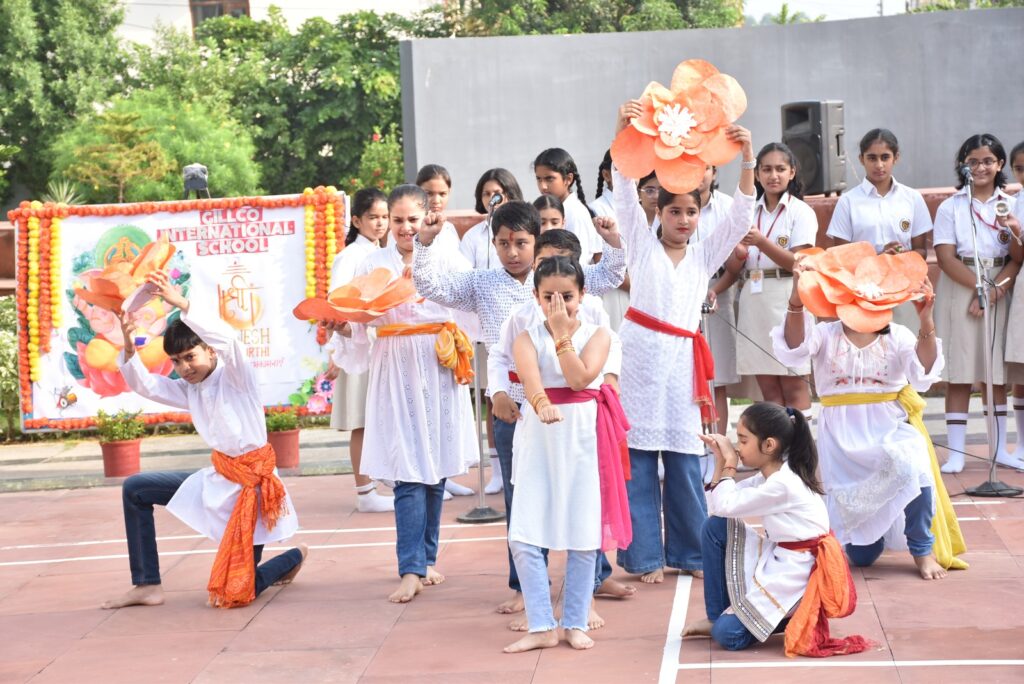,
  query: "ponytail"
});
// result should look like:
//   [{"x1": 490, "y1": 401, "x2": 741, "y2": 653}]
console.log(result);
[
  {"x1": 740, "y1": 403, "x2": 824, "y2": 495},
  {"x1": 595, "y1": 149, "x2": 612, "y2": 198}
]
